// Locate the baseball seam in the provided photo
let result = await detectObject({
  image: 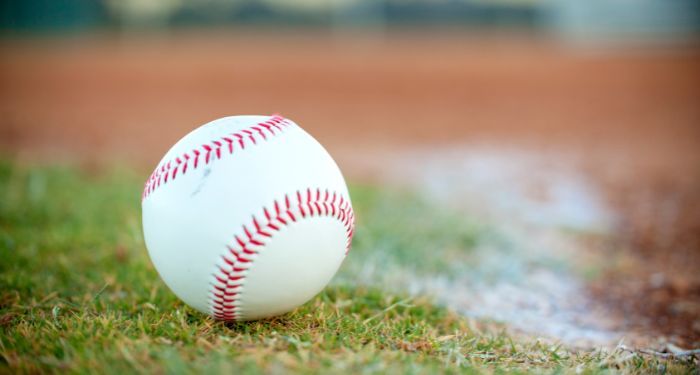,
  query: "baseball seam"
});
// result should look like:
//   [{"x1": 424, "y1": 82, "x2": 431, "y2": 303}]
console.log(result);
[
  {"x1": 142, "y1": 114, "x2": 291, "y2": 200},
  {"x1": 209, "y1": 187, "x2": 354, "y2": 321}
]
